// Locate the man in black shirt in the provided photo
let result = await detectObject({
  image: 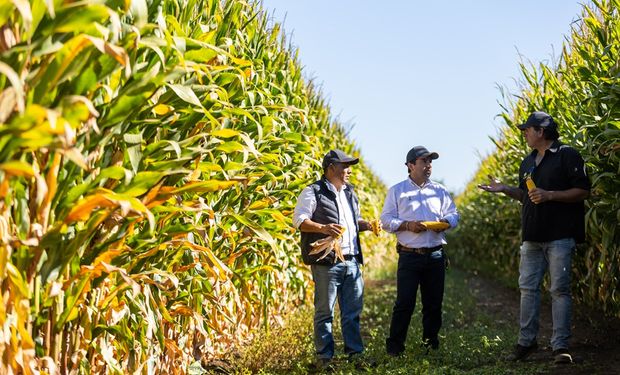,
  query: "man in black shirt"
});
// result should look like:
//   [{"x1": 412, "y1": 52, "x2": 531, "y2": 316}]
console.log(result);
[{"x1": 479, "y1": 111, "x2": 590, "y2": 365}]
